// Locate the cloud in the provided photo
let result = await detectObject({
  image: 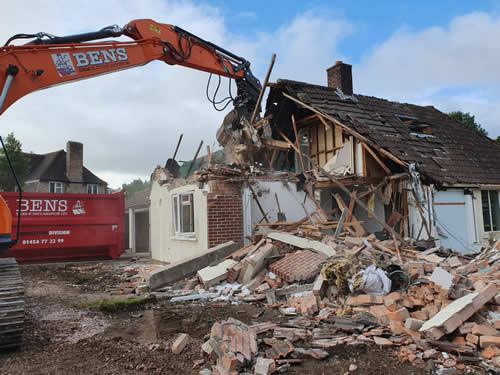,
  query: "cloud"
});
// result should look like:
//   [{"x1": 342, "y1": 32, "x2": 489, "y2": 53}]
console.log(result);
[
  {"x1": 356, "y1": 12, "x2": 500, "y2": 138},
  {"x1": 0, "y1": 3, "x2": 351, "y2": 188}
]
